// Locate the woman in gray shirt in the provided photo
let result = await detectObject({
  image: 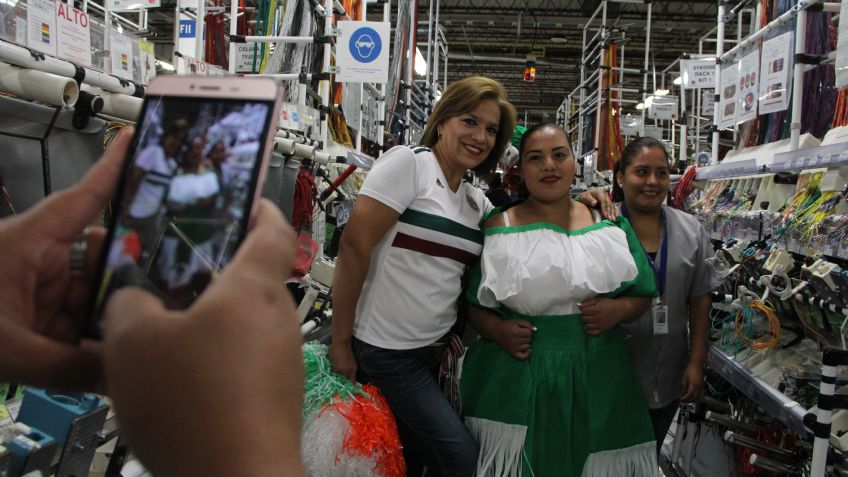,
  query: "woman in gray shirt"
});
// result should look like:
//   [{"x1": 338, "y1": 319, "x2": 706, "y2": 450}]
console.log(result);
[{"x1": 612, "y1": 137, "x2": 721, "y2": 453}]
